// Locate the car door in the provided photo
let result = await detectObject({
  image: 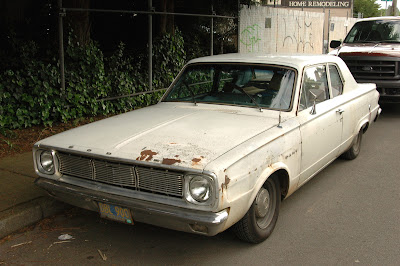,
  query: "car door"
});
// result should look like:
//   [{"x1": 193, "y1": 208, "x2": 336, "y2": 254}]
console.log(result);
[{"x1": 297, "y1": 64, "x2": 344, "y2": 186}]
